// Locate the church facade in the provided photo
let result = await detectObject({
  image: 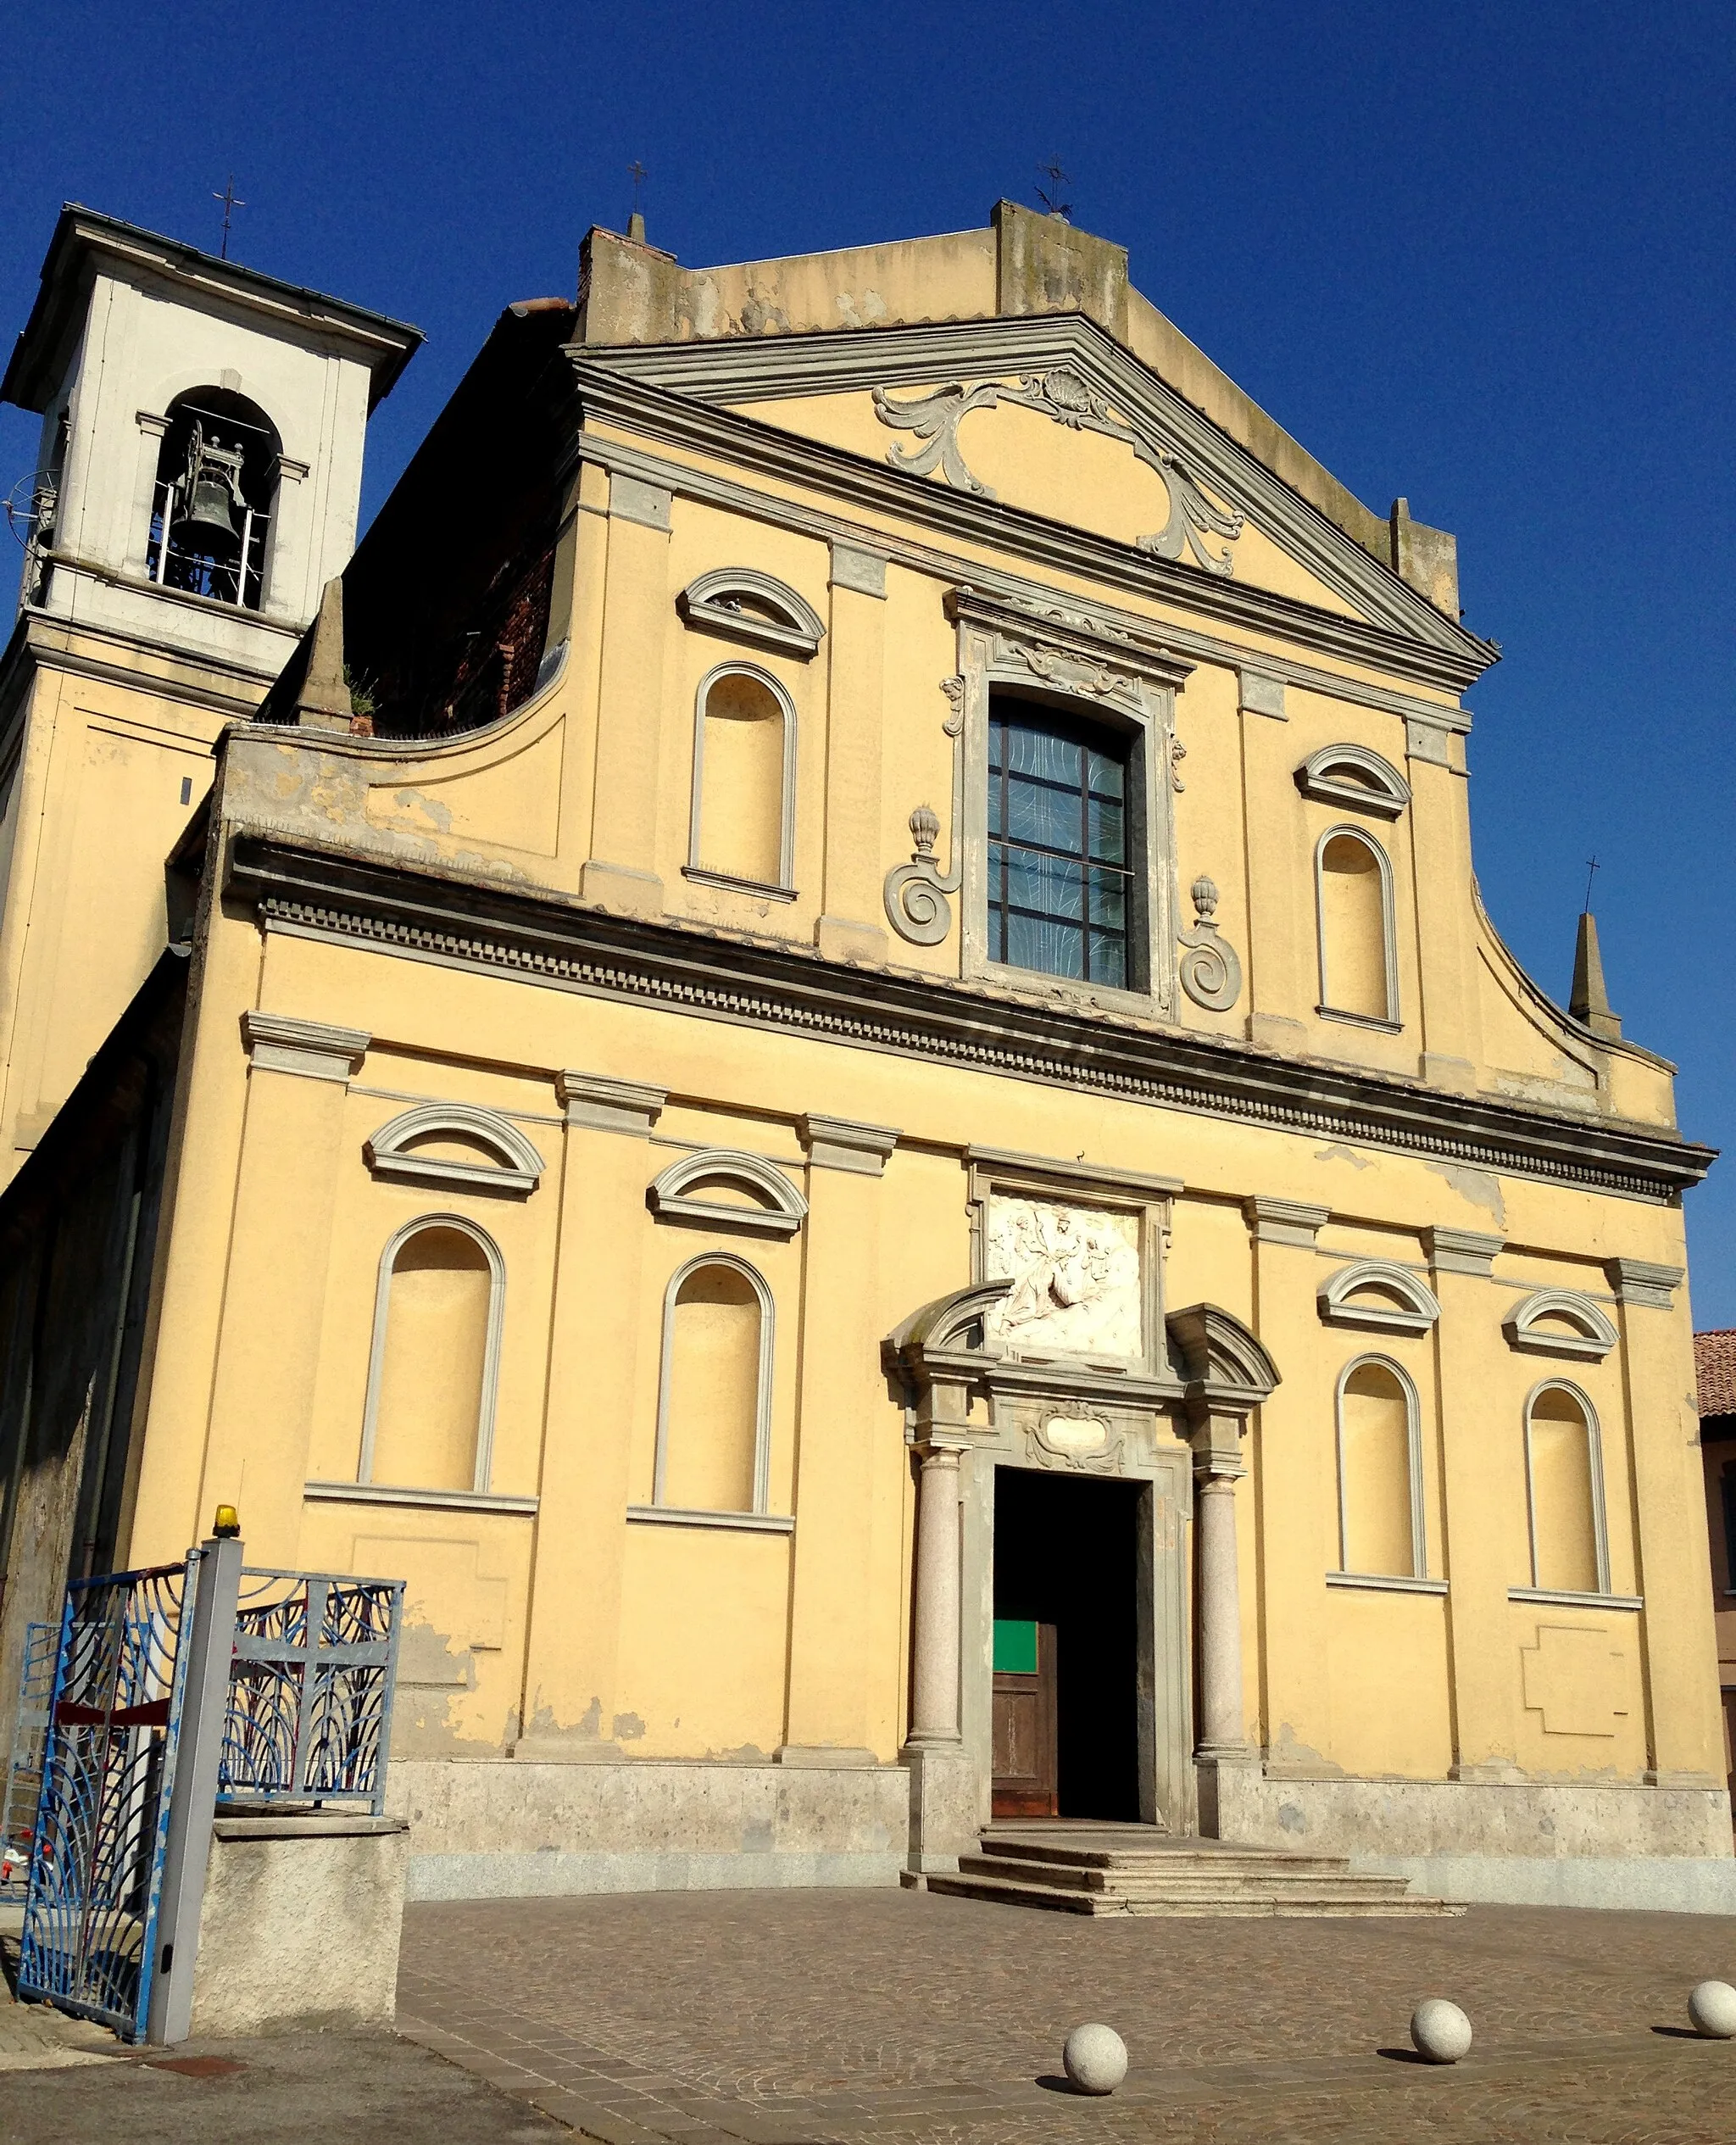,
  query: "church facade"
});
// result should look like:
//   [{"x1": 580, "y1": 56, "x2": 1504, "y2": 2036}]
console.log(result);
[{"x1": 0, "y1": 201, "x2": 1724, "y2": 1907}]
